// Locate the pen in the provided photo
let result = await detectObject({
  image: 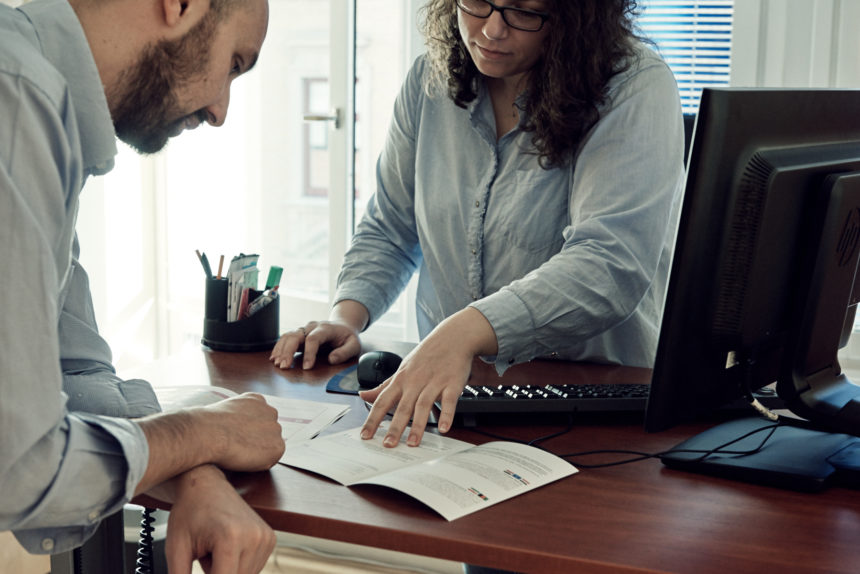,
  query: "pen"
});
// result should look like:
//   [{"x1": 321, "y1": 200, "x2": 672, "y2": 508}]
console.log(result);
[{"x1": 196, "y1": 249, "x2": 213, "y2": 279}]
